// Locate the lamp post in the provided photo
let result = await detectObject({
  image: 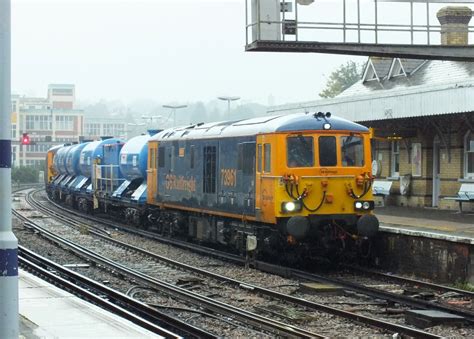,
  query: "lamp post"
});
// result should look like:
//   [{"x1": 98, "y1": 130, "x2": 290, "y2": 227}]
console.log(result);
[
  {"x1": 0, "y1": 1, "x2": 19, "y2": 338},
  {"x1": 141, "y1": 115, "x2": 163, "y2": 128},
  {"x1": 217, "y1": 96, "x2": 240, "y2": 115},
  {"x1": 47, "y1": 105, "x2": 54, "y2": 141},
  {"x1": 162, "y1": 104, "x2": 187, "y2": 127},
  {"x1": 127, "y1": 122, "x2": 145, "y2": 139}
]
